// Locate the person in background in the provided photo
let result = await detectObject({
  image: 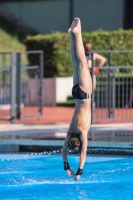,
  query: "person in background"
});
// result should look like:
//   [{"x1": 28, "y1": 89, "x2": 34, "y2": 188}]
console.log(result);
[
  {"x1": 62, "y1": 18, "x2": 92, "y2": 181},
  {"x1": 125, "y1": 87, "x2": 133, "y2": 108},
  {"x1": 84, "y1": 42, "x2": 106, "y2": 90},
  {"x1": 129, "y1": 87, "x2": 133, "y2": 107}
]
